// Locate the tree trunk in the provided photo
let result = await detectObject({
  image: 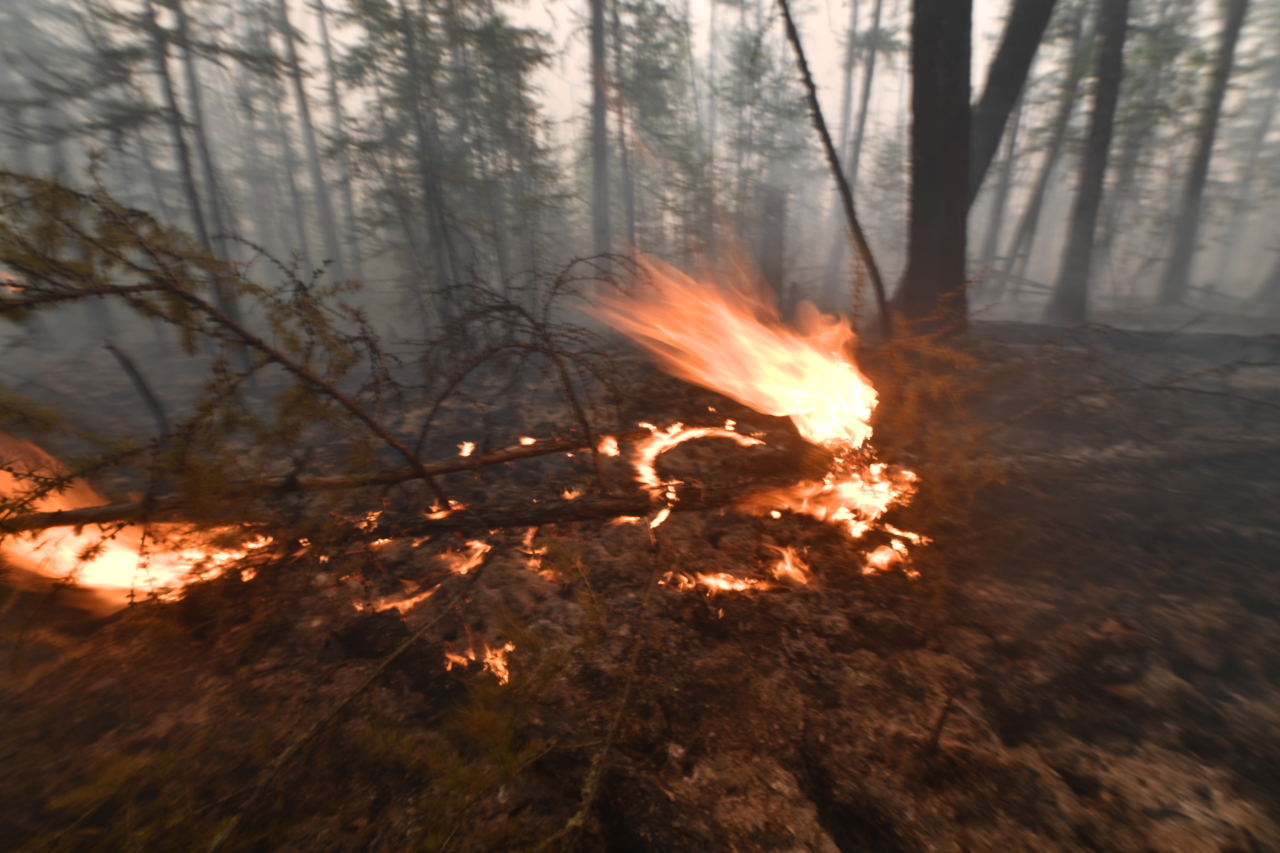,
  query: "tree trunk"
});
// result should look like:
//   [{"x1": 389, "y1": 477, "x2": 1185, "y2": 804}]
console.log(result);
[
  {"x1": 612, "y1": 0, "x2": 636, "y2": 251},
  {"x1": 590, "y1": 0, "x2": 611, "y2": 258},
  {"x1": 314, "y1": 0, "x2": 363, "y2": 281},
  {"x1": 143, "y1": 0, "x2": 211, "y2": 252},
  {"x1": 1218, "y1": 62, "x2": 1279, "y2": 289},
  {"x1": 172, "y1": 0, "x2": 232, "y2": 260},
  {"x1": 893, "y1": 0, "x2": 970, "y2": 331},
  {"x1": 760, "y1": 184, "x2": 786, "y2": 298},
  {"x1": 276, "y1": 0, "x2": 346, "y2": 281},
  {"x1": 263, "y1": 66, "x2": 313, "y2": 268},
  {"x1": 978, "y1": 92, "x2": 1023, "y2": 275},
  {"x1": 988, "y1": 6, "x2": 1089, "y2": 302},
  {"x1": 819, "y1": 0, "x2": 860, "y2": 303},
  {"x1": 968, "y1": 0, "x2": 1058, "y2": 205},
  {"x1": 1158, "y1": 0, "x2": 1250, "y2": 305},
  {"x1": 1043, "y1": 0, "x2": 1129, "y2": 325},
  {"x1": 396, "y1": 0, "x2": 457, "y2": 315}
]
